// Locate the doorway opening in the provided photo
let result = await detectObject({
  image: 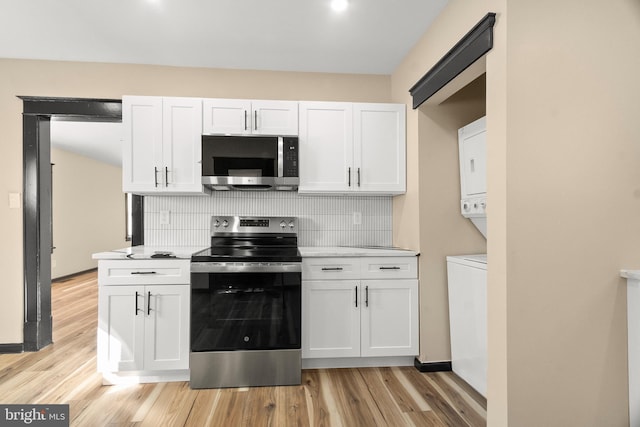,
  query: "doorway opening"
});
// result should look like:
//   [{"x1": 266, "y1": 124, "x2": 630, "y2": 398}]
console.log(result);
[{"x1": 20, "y1": 96, "x2": 143, "y2": 351}]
